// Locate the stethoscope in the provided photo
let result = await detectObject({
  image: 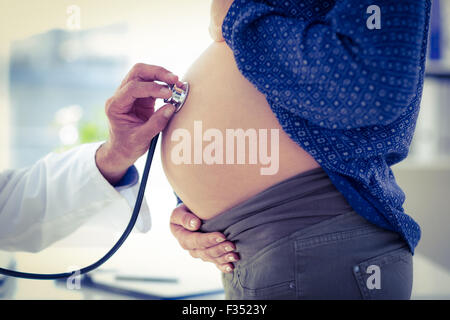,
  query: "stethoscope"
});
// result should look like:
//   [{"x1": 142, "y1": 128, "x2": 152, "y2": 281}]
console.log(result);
[{"x1": 0, "y1": 82, "x2": 190, "y2": 280}]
